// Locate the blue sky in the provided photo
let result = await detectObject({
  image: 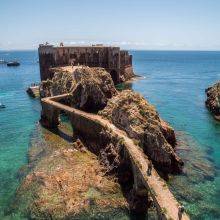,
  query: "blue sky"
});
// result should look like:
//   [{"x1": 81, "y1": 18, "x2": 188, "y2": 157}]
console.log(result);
[{"x1": 1, "y1": 0, "x2": 220, "y2": 50}]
